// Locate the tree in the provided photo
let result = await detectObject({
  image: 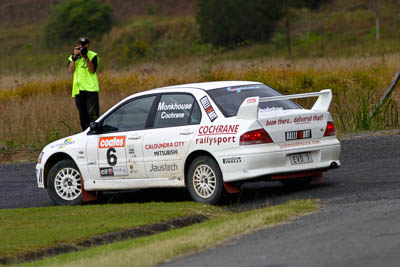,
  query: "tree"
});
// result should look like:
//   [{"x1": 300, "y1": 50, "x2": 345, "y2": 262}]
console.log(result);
[
  {"x1": 282, "y1": 0, "x2": 330, "y2": 55},
  {"x1": 196, "y1": 0, "x2": 284, "y2": 47},
  {"x1": 44, "y1": 0, "x2": 113, "y2": 46}
]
